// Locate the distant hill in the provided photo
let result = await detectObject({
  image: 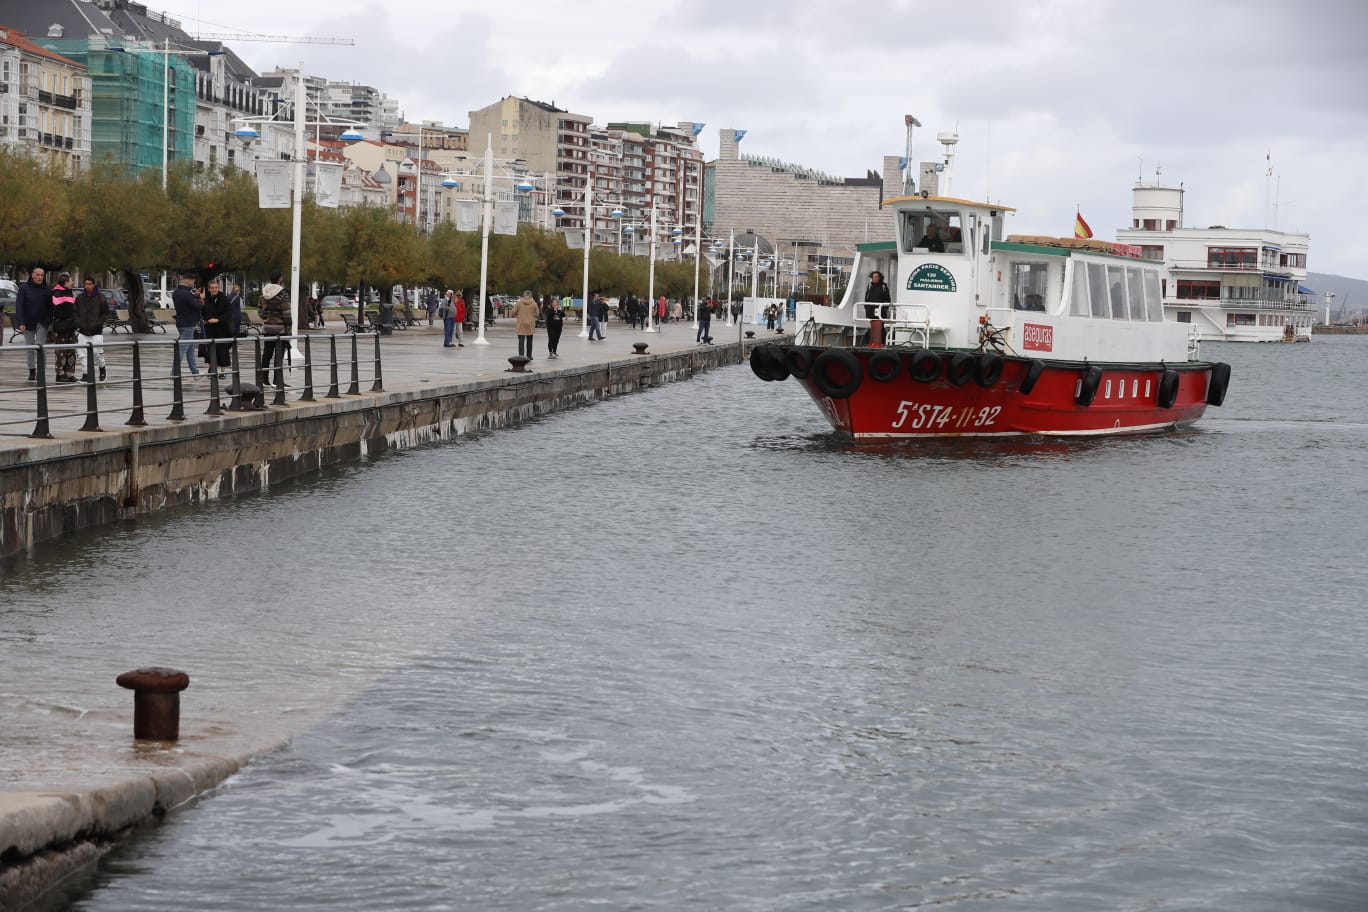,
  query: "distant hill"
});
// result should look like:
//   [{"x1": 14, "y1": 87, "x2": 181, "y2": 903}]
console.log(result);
[{"x1": 1307, "y1": 272, "x2": 1368, "y2": 322}]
